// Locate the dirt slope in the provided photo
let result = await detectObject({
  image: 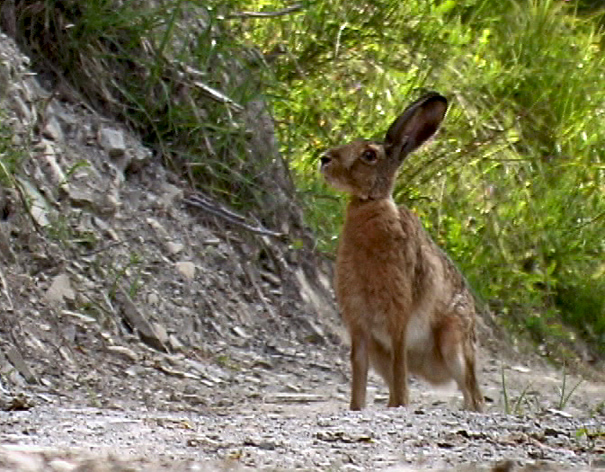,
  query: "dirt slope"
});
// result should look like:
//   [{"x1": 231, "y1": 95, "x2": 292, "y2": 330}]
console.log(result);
[{"x1": 0, "y1": 32, "x2": 604, "y2": 472}]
